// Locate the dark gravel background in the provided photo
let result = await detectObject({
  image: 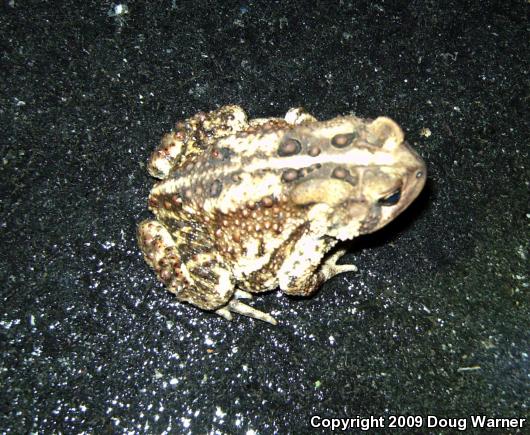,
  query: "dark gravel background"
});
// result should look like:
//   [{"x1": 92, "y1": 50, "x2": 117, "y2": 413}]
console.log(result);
[{"x1": 1, "y1": 1, "x2": 528, "y2": 433}]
